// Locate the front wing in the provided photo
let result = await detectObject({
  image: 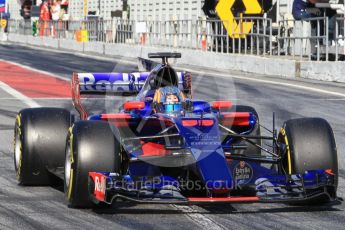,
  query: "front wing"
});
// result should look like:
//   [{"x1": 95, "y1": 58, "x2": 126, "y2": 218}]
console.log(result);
[{"x1": 88, "y1": 170, "x2": 336, "y2": 205}]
